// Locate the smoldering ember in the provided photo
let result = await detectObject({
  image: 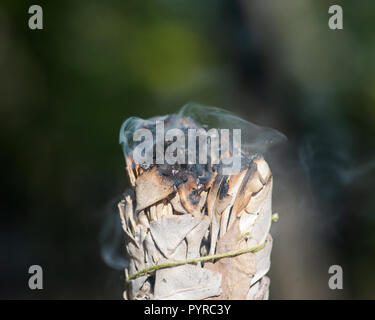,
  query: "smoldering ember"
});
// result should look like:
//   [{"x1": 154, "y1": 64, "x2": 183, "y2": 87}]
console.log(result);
[{"x1": 132, "y1": 120, "x2": 242, "y2": 175}]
